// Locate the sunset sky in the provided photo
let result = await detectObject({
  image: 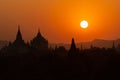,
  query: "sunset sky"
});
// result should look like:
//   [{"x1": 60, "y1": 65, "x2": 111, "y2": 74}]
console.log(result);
[{"x1": 0, "y1": 0, "x2": 120, "y2": 43}]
